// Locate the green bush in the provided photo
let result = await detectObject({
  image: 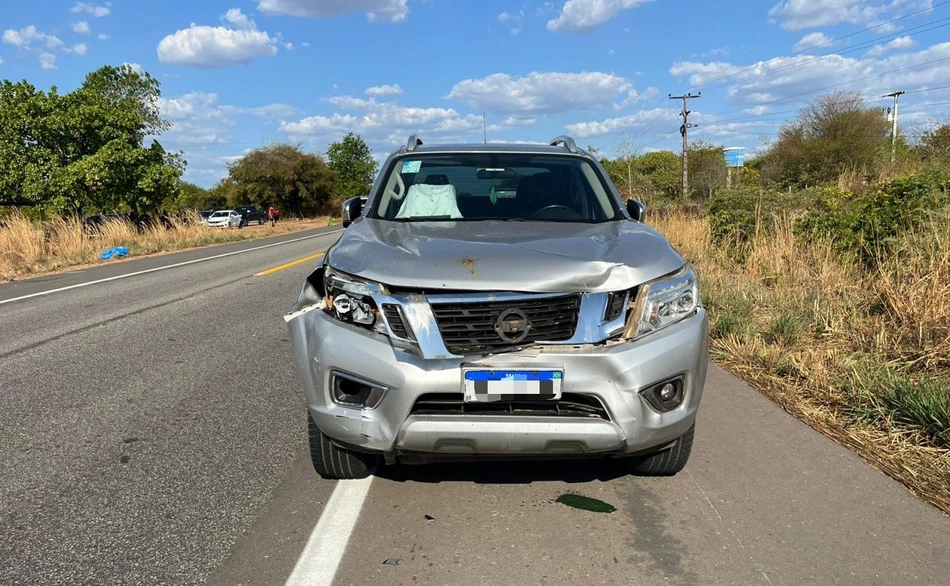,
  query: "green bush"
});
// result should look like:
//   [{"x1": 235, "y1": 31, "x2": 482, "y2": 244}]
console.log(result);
[{"x1": 793, "y1": 172, "x2": 948, "y2": 263}]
